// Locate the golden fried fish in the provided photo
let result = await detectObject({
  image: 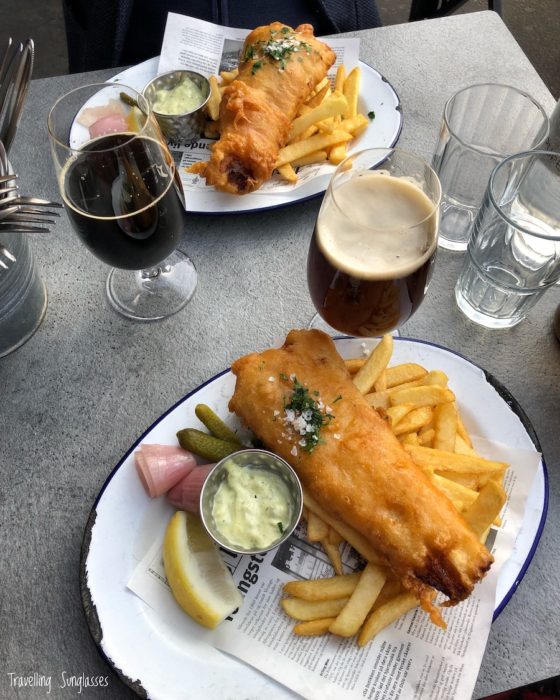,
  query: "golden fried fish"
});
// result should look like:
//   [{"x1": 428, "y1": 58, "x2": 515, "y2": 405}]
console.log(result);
[
  {"x1": 195, "y1": 22, "x2": 335, "y2": 194},
  {"x1": 228, "y1": 330, "x2": 493, "y2": 618}
]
